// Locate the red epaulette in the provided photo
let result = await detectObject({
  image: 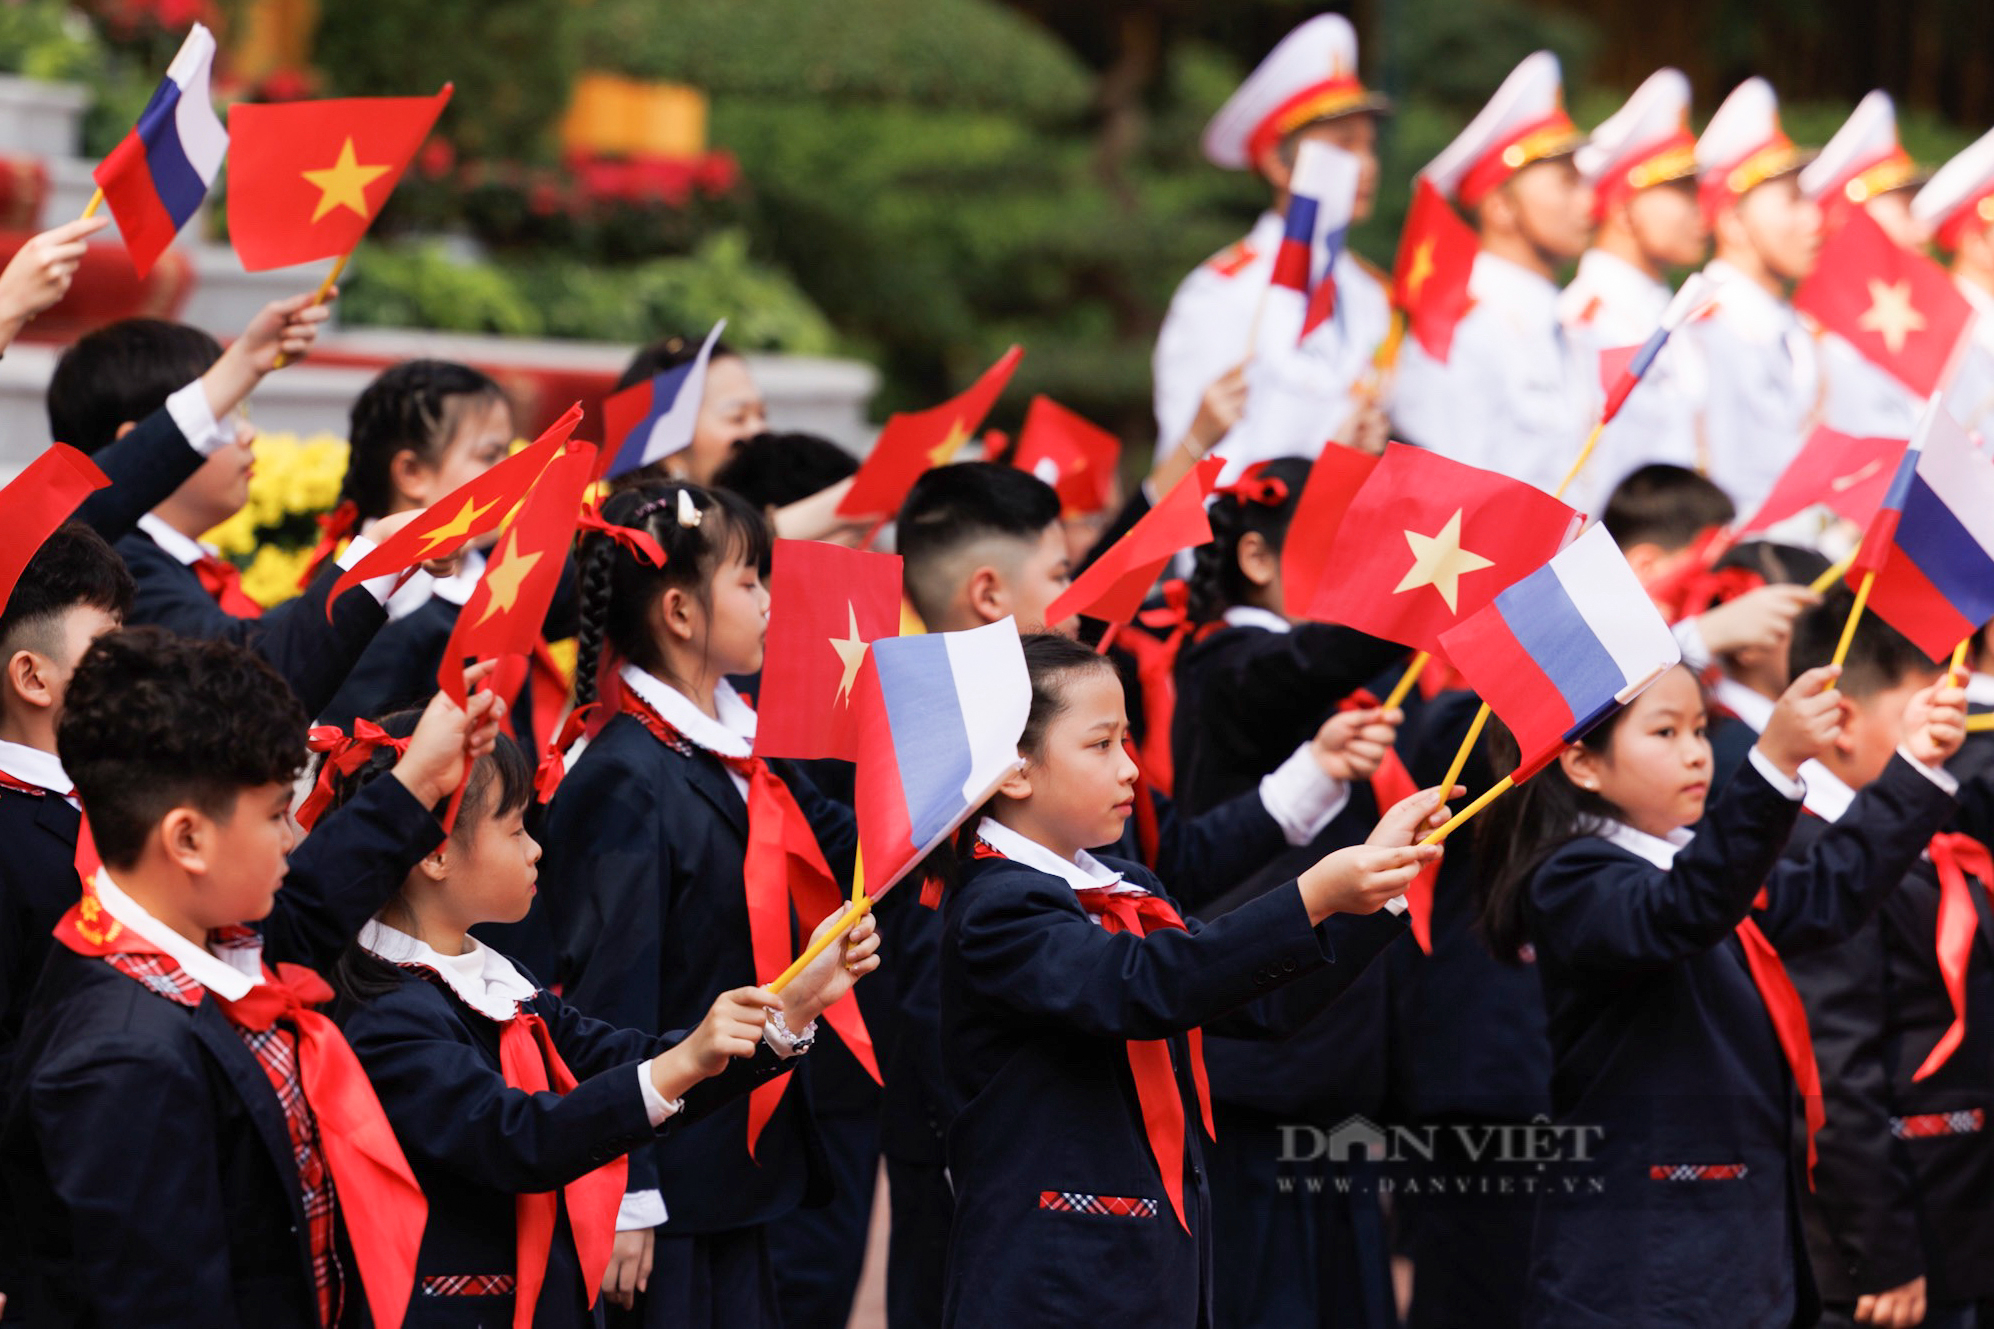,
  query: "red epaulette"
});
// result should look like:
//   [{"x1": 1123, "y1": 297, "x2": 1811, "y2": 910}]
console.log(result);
[{"x1": 1203, "y1": 239, "x2": 1260, "y2": 279}]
